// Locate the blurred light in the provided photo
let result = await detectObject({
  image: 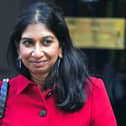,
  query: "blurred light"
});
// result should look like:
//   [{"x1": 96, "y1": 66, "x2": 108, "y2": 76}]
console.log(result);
[{"x1": 80, "y1": 0, "x2": 99, "y2": 2}]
